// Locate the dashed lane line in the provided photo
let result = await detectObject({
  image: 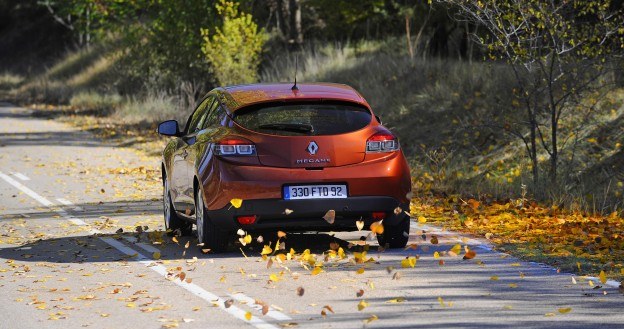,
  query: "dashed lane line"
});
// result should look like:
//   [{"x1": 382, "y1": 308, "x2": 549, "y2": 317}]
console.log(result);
[
  {"x1": 0, "y1": 171, "x2": 281, "y2": 329},
  {"x1": 11, "y1": 172, "x2": 30, "y2": 181}
]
